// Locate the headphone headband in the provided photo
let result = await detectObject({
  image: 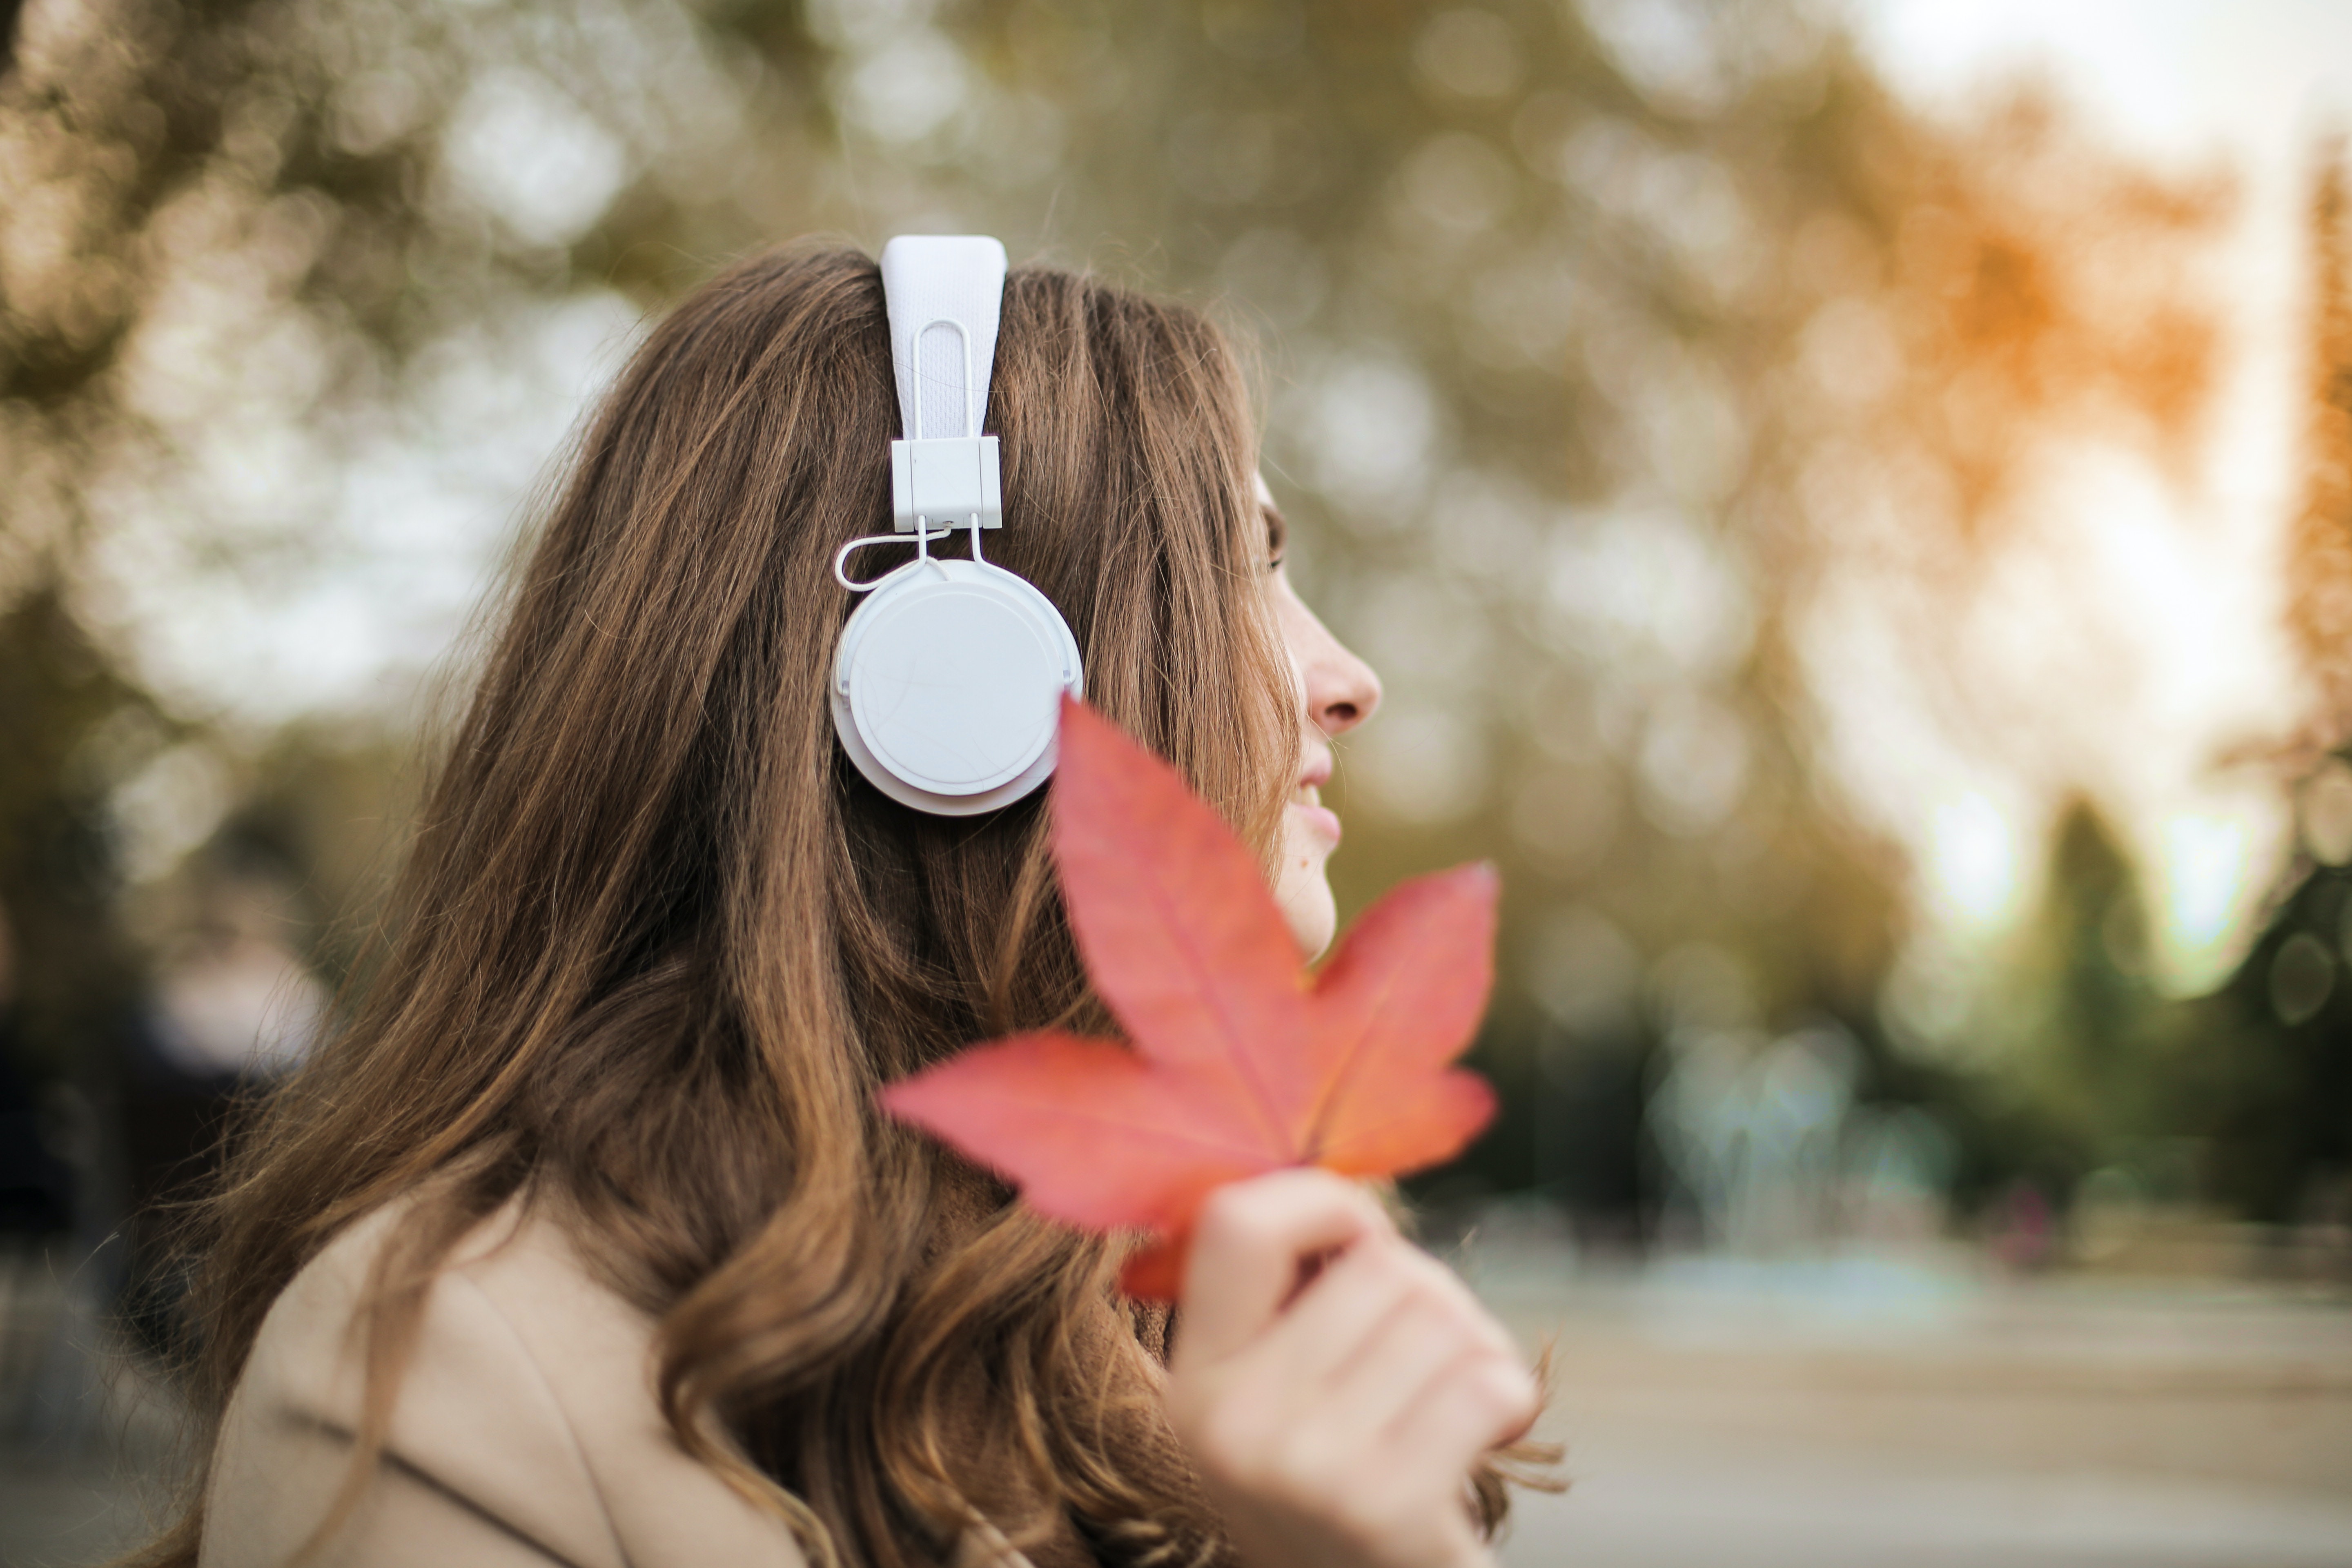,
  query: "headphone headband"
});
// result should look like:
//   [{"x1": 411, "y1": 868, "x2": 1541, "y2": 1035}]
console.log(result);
[{"x1": 880, "y1": 236, "x2": 1008, "y2": 533}]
